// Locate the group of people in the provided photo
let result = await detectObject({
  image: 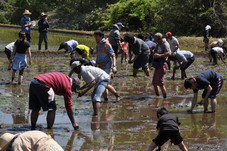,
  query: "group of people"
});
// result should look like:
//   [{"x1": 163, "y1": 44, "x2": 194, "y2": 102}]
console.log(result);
[{"x1": 1, "y1": 11, "x2": 226, "y2": 150}]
